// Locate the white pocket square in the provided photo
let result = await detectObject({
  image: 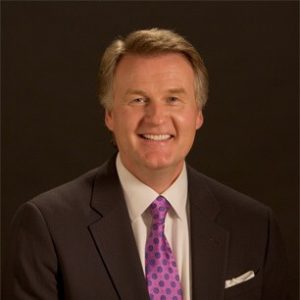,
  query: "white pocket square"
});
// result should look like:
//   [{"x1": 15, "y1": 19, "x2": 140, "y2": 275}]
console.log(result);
[{"x1": 225, "y1": 270, "x2": 255, "y2": 288}]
